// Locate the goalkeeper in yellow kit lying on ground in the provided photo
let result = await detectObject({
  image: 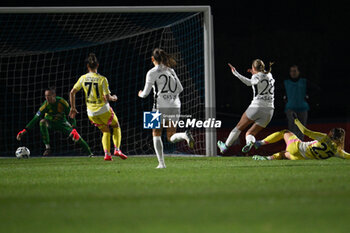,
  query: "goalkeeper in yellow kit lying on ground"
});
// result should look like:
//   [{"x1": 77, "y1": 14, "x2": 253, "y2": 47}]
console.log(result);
[
  {"x1": 252, "y1": 114, "x2": 349, "y2": 160},
  {"x1": 16, "y1": 87, "x2": 92, "y2": 156}
]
